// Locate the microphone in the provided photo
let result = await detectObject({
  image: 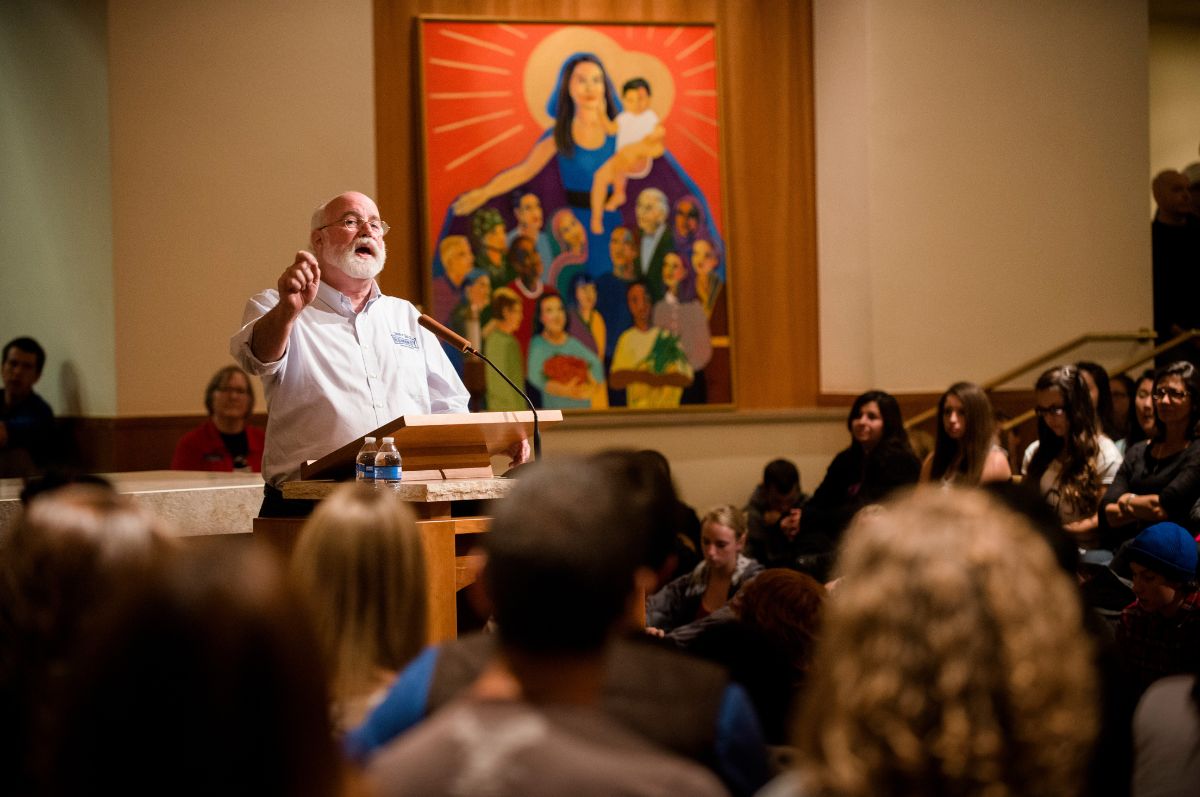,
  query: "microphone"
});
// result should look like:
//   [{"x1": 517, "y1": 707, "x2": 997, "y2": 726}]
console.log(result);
[
  {"x1": 417, "y1": 314, "x2": 540, "y2": 462},
  {"x1": 417, "y1": 313, "x2": 476, "y2": 356}
]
